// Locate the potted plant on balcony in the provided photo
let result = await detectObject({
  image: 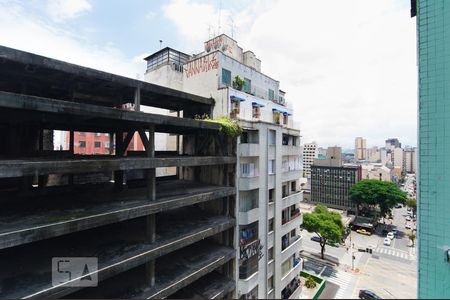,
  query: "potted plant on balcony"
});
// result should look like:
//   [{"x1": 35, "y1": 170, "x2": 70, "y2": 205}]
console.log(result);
[
  {"x1": 232, "y1": 75, "x2": 244, "y2": 91},
  {"x1": 273, "y1": 111, "x2": 281, "y2": 124}
]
